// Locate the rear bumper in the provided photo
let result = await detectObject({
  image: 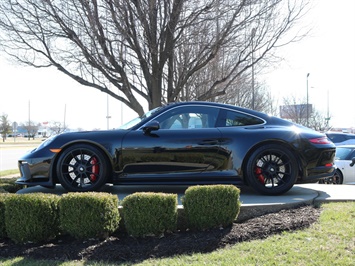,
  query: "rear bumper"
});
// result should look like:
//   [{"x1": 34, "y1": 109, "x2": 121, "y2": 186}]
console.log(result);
[{"x1": 297, "y1": 165, "x2": 336, "y2": 184}]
